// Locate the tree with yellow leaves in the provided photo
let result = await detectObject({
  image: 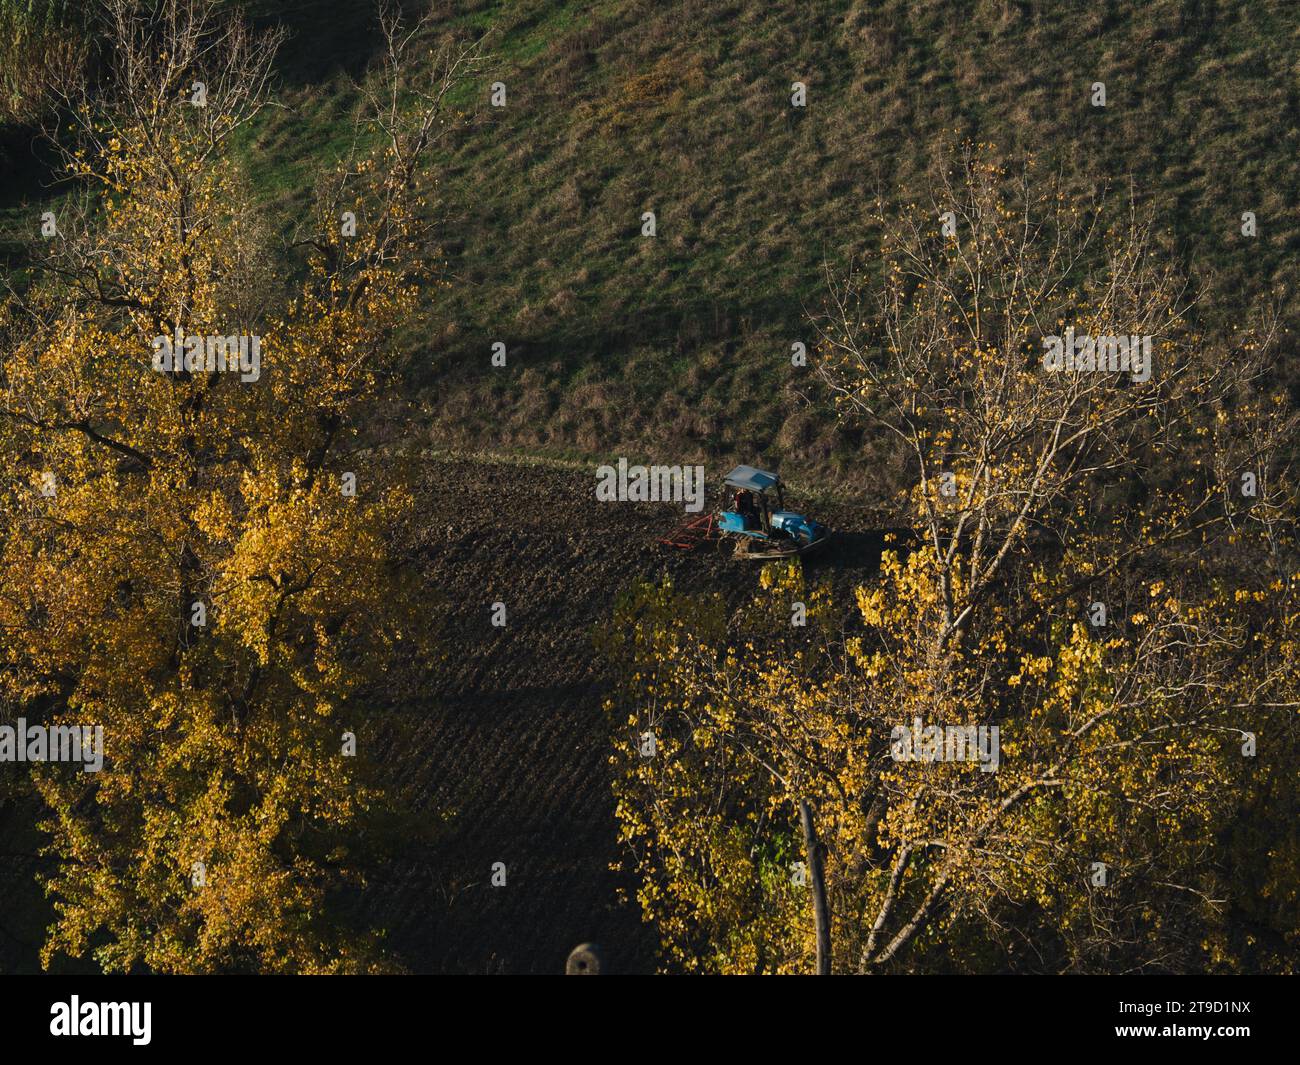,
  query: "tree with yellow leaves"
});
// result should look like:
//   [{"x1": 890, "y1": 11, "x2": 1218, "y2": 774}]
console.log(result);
[
  {"x1": 0, "y1": 0, "x2": 479, "y2": 972},
  {"x1": 603, "y1": 149, "x2": 1299, "y2": 973}
]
